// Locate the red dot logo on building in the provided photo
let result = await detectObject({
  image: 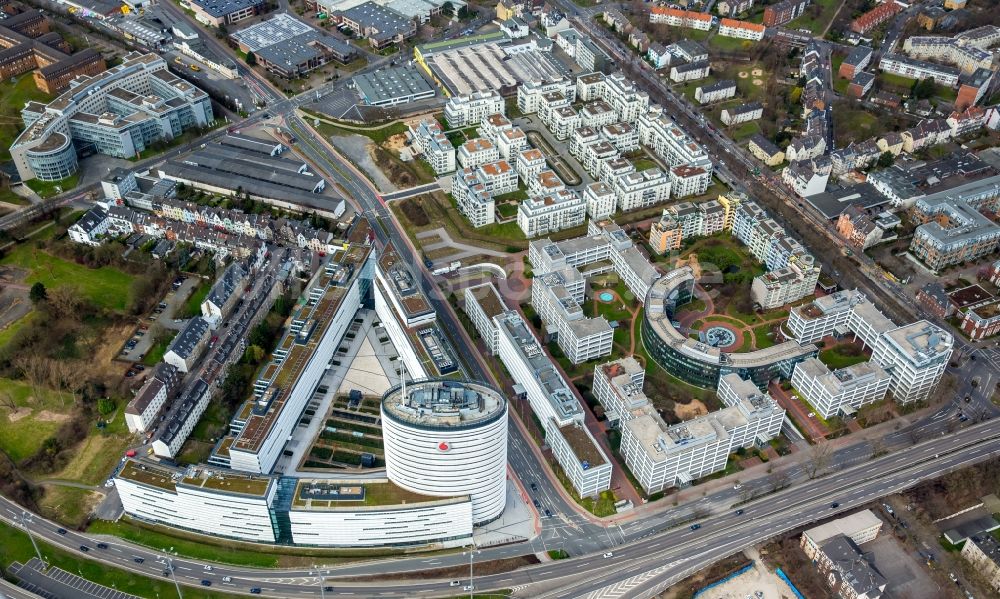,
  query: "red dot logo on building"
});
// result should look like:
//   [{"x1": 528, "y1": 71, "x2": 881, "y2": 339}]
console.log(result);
[{"x1": 438, "y1": 441, "x2": 450, "y2": 452}]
